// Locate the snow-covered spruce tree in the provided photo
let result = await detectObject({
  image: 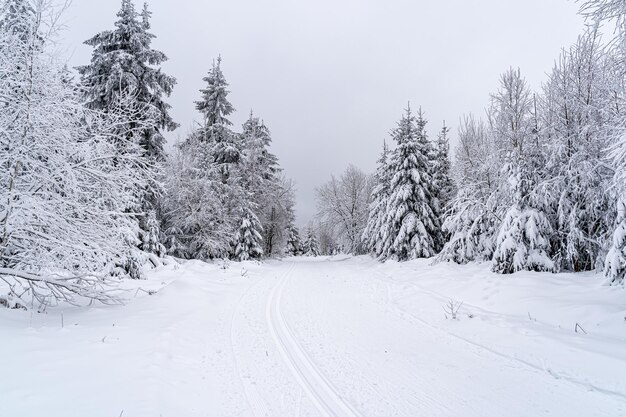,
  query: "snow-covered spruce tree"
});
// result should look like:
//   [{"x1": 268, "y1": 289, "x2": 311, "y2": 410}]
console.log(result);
[
  {"x1": 161, "y1": 131, "x2": 235, "y2": 260},
  {"x1": 490, "y1": 68, "x2": 555, "y2": 274},
  {"x1": 303, "y1": 229, "x2": 321, "y2": 257},
  {"x1": 240, "y1": 113, "x2": 294, "y2": 256},
  {"x1": 379, "y1": 106, "x2": 441, "y2": 261},
  {"x1": 605, "y1": 199, "x2": 626, "y2": 284},
  {"x1": 77, "y1": 0, "x2": 177, "y2": 256},
  {"x1": 362, "y1": 141, "x2": 392, "y2": 257},
  {"x1": 161, "y1": 57, "x2": 241, "y2": 259},
  {"x1": 432, "y1": 122, "x2": 456, "y2": 212},
  {"x1": 233, "y1": 207, "x2": 264, "y2": 261},
  {"x1": 196, "y1": 56, "x2": 240, "y2": 166},
  {"x1": 0, "y1": 1, "x2": 148, "y2": 305},
  {"x1": 285, "y1": 225, "x2": 303, "y2": 256}
]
